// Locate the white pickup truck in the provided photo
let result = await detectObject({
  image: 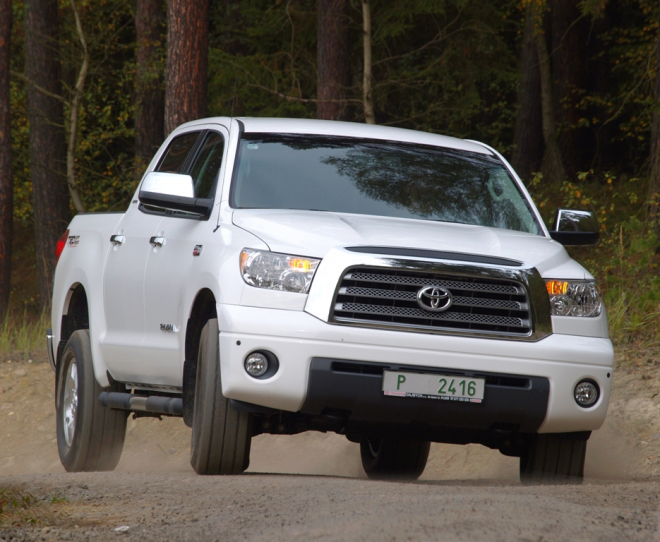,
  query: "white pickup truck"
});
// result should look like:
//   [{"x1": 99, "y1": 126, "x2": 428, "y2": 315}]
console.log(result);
[{"x1": 48, "y1": 117, "x2": 613, "y2": 482}]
